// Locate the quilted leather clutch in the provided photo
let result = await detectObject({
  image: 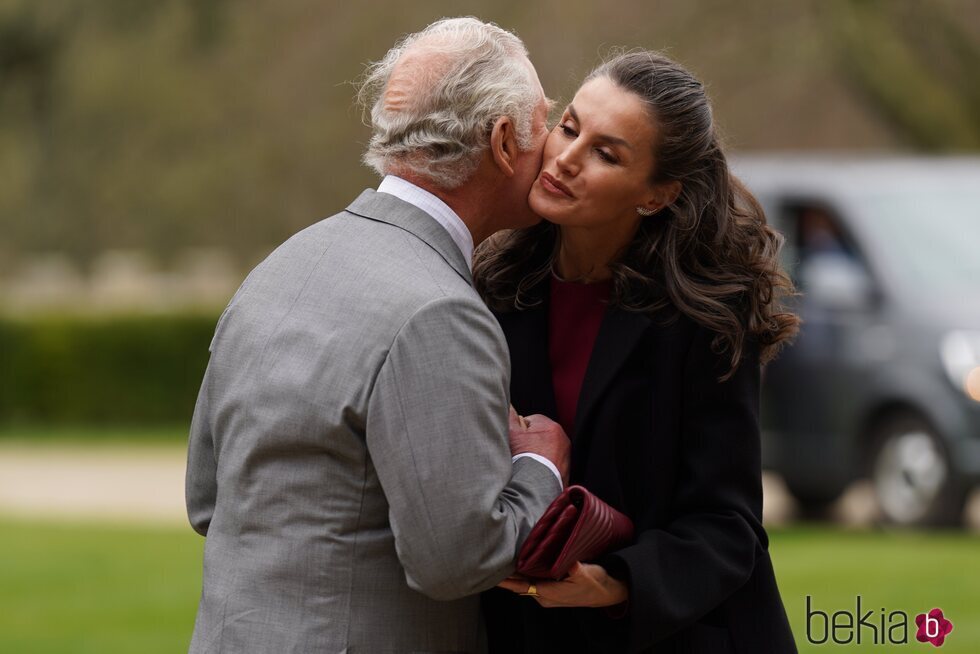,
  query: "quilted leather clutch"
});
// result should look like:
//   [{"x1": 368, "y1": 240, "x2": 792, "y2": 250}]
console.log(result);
[{"x1": 516, "y1": 485, "x2": 634, "y2": 580}]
